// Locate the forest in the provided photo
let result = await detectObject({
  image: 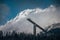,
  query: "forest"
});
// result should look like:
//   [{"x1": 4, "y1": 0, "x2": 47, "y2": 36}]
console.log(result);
[{"x1": 0, "y1": 28, "x2": 60, "y2": 40}]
